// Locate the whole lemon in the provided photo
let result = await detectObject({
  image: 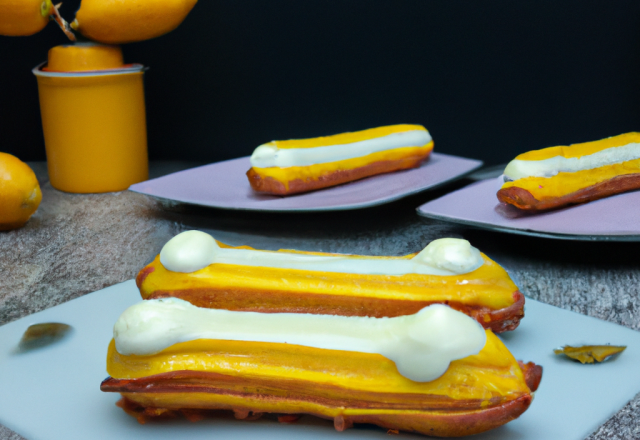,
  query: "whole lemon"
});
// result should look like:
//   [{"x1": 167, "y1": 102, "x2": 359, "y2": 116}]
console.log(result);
[
  {"x1": 0, "y1": 153, "x2": 42, "y2": 231},
  {"x1": 0, "y1": 0, "x2": 53, "y2": 36},
  {"x1": 72, "y1": 0, "x2": 198, "y2": 44}
]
